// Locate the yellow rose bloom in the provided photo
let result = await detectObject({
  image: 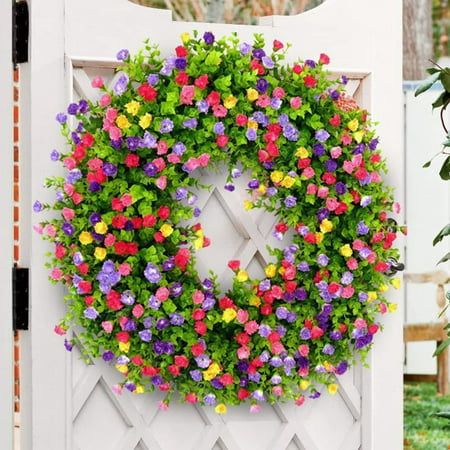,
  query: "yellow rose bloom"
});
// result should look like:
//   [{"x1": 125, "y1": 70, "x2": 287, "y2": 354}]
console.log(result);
[
  {"x1": 94, "y1": 247, "x2": 107, "y2": 261},
  {"x1": 247, "y1": 120, "x2": 258, "y2": 130},
  {"x1": 236, "y1": 270, "x2": 249, "y2": 282},
  {"x1": 388, "y1": 303, "x2": 398, "y2": 312},
  {"x1": 258, "y1": 184, "x2": 267, "y2": 195},
  {"x1": 320, "y1": 218, "x2": 333, "y2": 233},
  {"x1": 249, "y1": 296, "x2": 261, "y2": 307},
  {"x1": 353, "y1": 130, "x2": 365, "y2": 143},
  {"x1": 215, "y1": 403, "x2": 227, "y2": 414},
  {"x1": 160, "y1": 224, "x2": 173, "y2": 238},
  {"x1": 295, "y1": 147, "x2": 309, "y2": 159},
  {"x1": 327, "y1": 384, "x2": 339, "y2": 395},
  {"x1": 367, "y1": 291, "x2": 378, "y2": 302},
  {"x1": 315, "y1": 232, "x2": 324, "y2": 244},
  {"x1": 135, "y1": 385, "x2": 144, "y2": 394},
  {"x1": 118, "y1": 341, "x2": 130, "y2": 353},
  {"x1": 115, "y1": 364, "x2": 128, "y2": 374},
  {"x1": 278, "y1": 266, "x2": 286, "y2": 276},
  {"x1": 379, "y1": 284, "x2": 389, "y2": 293},
  {"x1": 222, "y1": 308, "x2": 237, "y2": 323},
  {"x1": 339, "y1": 244, "x2": 353, "y2": 257},
  {"x1": 265, "y1": 264, "x2": 277, "y2": 278},
  {"x1": 270, "y1": 171, "x2": 284, "y2": 183},
  {"x1": 194, "y1": 236, "x2": 204, "y2": 250},
  {"x1": 116, "y1": 115, "x2": 131, "y2": 129},
  {"x1": 224, "y1": 95, "x2": 238, "y2": 109},
  {"x1": 180, "y1": 32, "x2": 190, "y2": 43},
  {"x1": 94, "y1": 221, "x2": 108, "y2": 235},
  {"x1": 203, "y1": 362, "x2": 221, "y2": 380},
  {"x1": 125, "y1": 100, "x2": 140, "y2": 116},
  {"x1": 391, "y1": 278, "x2": 401, "y2": 289},
  {"x1": 300, "y1": 380, "x2": 310, "y2": 390},
  {"x1": 247, "y1": 88, "x2": 259, "y2": 101},
  {"x1": 79, "y1": 231, "x2": 93, "y2": 245},
  {"x1": 281, "y1": 175, "x2": 295, "y2": 188},
  {"x1": 347, "y1": 119, "x2": 359, "y2": 131},
  {"x1": 139, "y1": 113, "x2": 152, "y2": 129},
  {"x1": 243, "y1": 200, "x2": 253, "y2": 210}
]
